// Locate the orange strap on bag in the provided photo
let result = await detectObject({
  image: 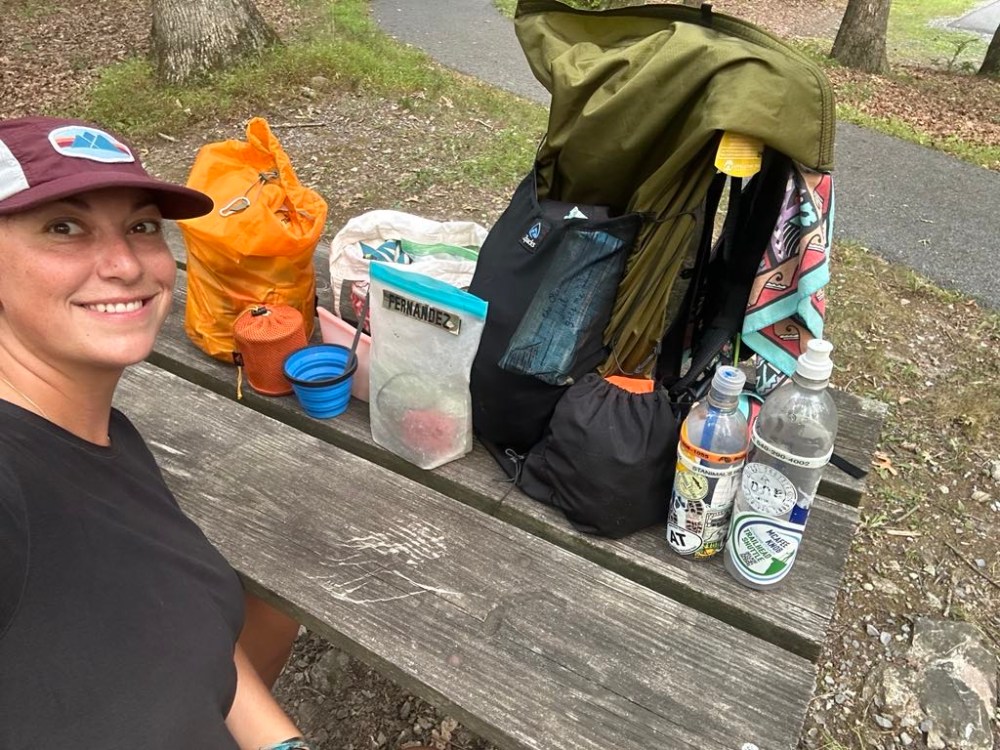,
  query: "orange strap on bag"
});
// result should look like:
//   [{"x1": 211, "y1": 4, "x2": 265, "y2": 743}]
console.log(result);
[
  {"x1": 178, "y1": 117, "x2": 328, "y2": 362},
  {"x1": 233, "y1": 305, "x2": 308, "y2": 396},
  {"x1": 605, "y1": 374, "x2": 655, "y2": 394}
]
